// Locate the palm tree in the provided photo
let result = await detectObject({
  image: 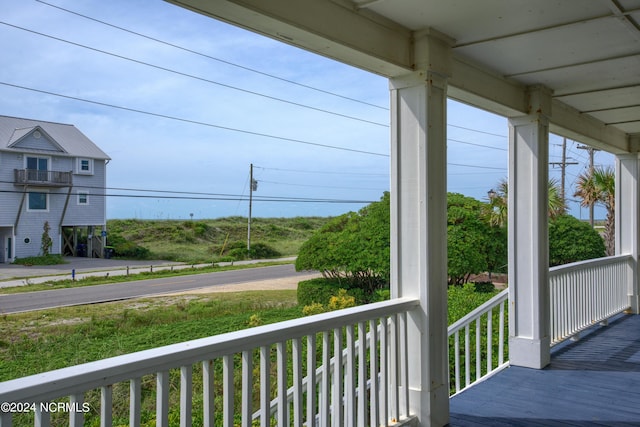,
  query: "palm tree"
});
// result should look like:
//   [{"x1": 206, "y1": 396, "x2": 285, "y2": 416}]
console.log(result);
[
  {"x1": 547, "y1": 178, "x2": 567, "y2": 219},
  {"x1": 486, "y1": 178, "x2": 565, "y2": 227},
  {"x1": 574, "y1": 166, "x2": 615, "y2": 256},
  {"x1": 487, "y1": 178, "x2": 508, "y2": 227}
]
